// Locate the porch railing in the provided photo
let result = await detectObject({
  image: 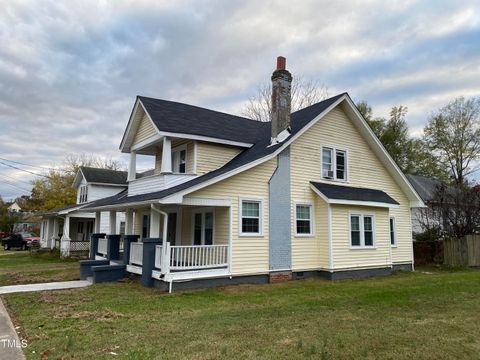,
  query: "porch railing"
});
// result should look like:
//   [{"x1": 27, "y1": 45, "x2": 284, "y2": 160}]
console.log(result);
[
  {"x1": 97, "y1": 238, "x2": 108, "y2": 256},
  {"x1": 130, "y1": 242, "x2": 143, "y2": 266},
  {"x1": 154, "y1": 244, "x2": 229, "y2": 272}
]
